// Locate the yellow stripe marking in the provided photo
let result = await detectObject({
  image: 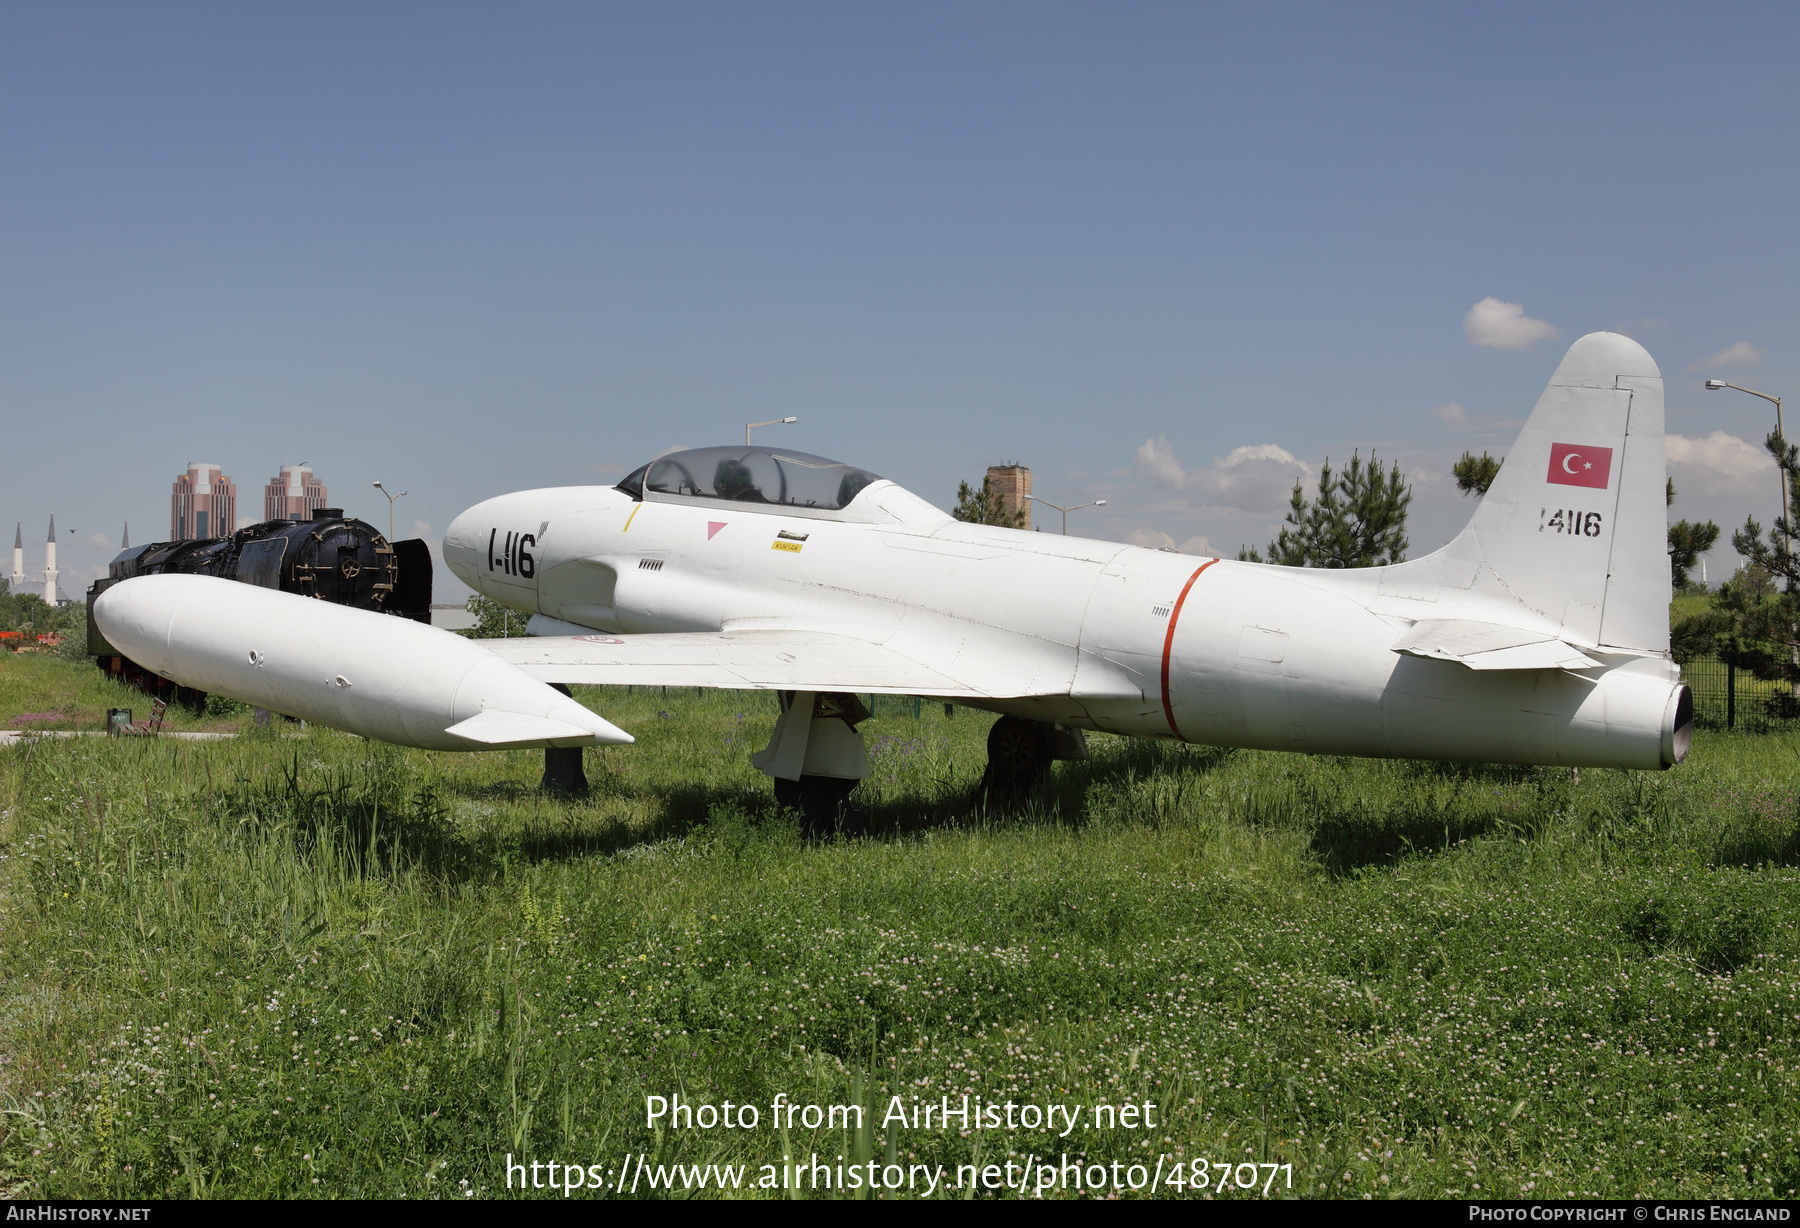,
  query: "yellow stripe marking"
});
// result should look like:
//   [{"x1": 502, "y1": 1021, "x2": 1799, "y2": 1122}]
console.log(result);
[{"x1": 623, "y1": 504, "x2": 641, "y2": 533}]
